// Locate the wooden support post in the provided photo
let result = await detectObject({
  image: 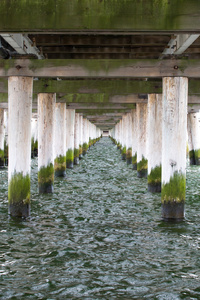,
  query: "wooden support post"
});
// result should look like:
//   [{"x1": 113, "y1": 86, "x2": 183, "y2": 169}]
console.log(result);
[
  {"x1": 162, "y1": 77, "x2": 188, "y2": 220},
  {"x1": 8, "y1": 76, "x2": 33, "y2": 217},
  {"x1": 38, "y1": 93, "x2": 55, "y2": 193}
]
